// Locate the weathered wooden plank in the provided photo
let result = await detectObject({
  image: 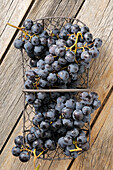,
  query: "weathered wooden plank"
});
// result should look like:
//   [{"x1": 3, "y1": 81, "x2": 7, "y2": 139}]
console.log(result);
[
  {"x1": 70, "y1": 92, "x2": 113, "y2": 170},
  {"x1": 0, "y1": 0, "x2": 35, "y2": 61},
  {"x1": 0, "y1": 0, "x2": 65, "y2": 151},
  {"x1": 49, "y1": 0, "x2": 113, "y2": 169},
  {"x1": 1, "y1": 0, "x2": 112, "y2": 169},
  {"x1": 0, "y1": 117, "x2": 46, "y2": 170},
  {"x1": 1, "y1": 93, "x2": 112, "y2": 170},
  {"x1": 0, "y1": 0, "x2": 83, "y2": 168}
]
